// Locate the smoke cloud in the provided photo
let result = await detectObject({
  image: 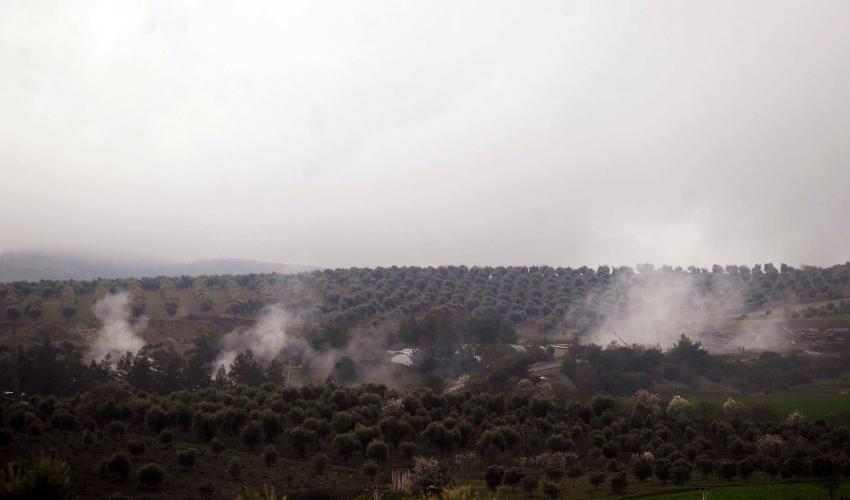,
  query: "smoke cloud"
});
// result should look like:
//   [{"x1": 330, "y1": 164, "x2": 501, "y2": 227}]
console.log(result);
[
  {"x1": 571, "y1": 269, "x2": 789, "y2": 352},
  {"x1": 214, "y1": 305, "x2": 400, "y2": 386},
  {"x1": 88, "y1": 292, "x2": 147, "y2": 362},
  {"x1": 214, "y1": 306, "x2": 303, "y2": 370}
]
